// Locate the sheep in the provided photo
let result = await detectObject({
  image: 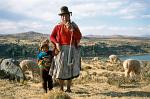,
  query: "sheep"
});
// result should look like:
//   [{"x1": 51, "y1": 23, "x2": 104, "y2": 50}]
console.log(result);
[
  {"x1": 123, "y1": 59, "x2": 141, "y2": 79},
  {"x1": 109, "y1": 54, "x2": 121, "y2": 64},
  {"x1": 92, "y1": 57, "x2": 99, "y2": 61},
  {"x1": 20, "y1": 60, "x2": 40, "y2": 80}
]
